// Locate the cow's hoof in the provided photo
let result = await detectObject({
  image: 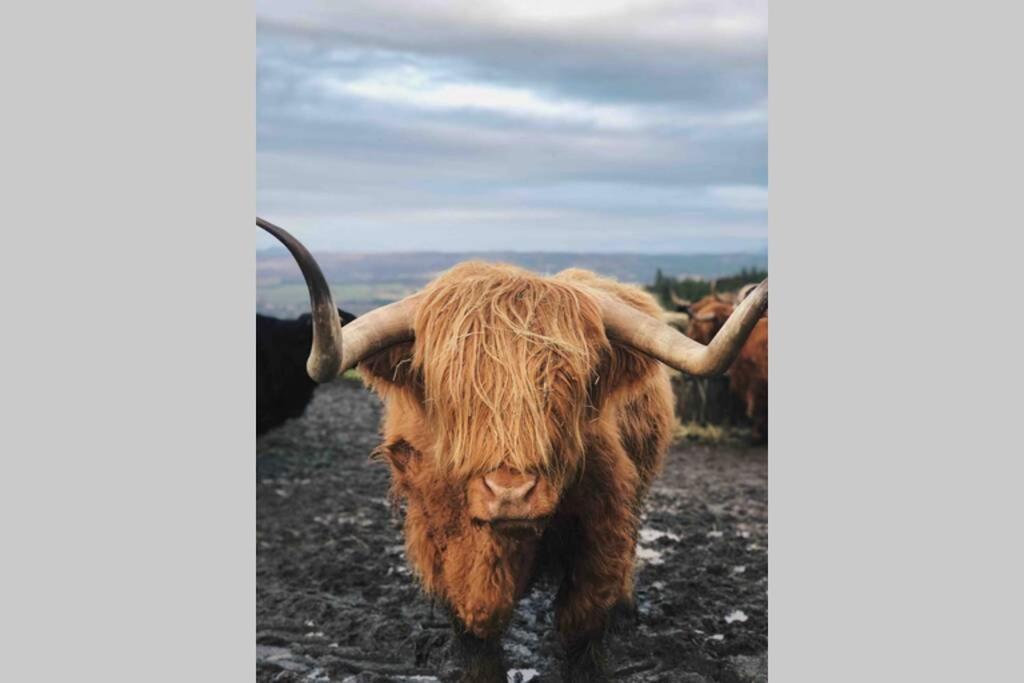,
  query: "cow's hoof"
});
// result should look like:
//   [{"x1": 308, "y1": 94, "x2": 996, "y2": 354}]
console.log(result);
[
  {"x1": 563, "y1": 629, "x2": 611, "y2": 683},
  {"x1": 564, "y1": 660, "x2": 611, "y2": 683},
  {"x1": 439, "y1": 659, "x2": 506, "y2": 683},
  {"x1": 443, "y1": 620, "x2": 506, "y2": 683},
  {"x1": 608, "y1": 598, "x2": 639, "y2": 634}
]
